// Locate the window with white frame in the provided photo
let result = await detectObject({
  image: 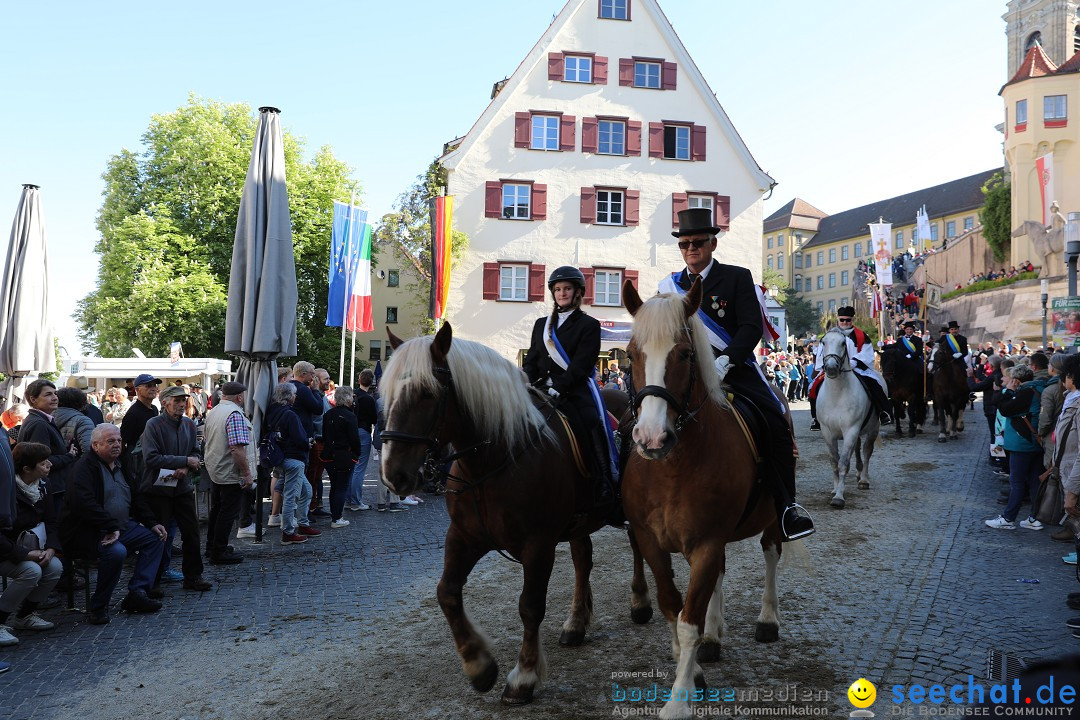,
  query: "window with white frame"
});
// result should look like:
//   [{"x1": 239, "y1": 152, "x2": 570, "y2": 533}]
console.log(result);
[
  {"x1": 600, "y1": 0, "x2": 628, "y2": 19},
  {"x1": 854, "y1": 243, "x2": 862, "y2": 258},
  {"x1": 895, "y1": 230, "x2": 903, "y2": 249},
  {"x1": 805, "y1": 254, "x2": 812, "y2": 269},
  {"x1": 1017, "y1": 99, "x2": 1028, "y2": 125},
  {"x1": 778, "y1": 234, "x2": 784, "y2": 247},
  {"x1": 828, "y1": 299, "x2": 836, "y2": 313},
  {"x1": 964, "y1": 216, "x2": 974, "y2": 230},
  {"x1": 816, "y1": 301, "x2": 824, "y2": 314},
  {"x1": 930, "y1": 224, "x2": 939, "y2": 242},
  {"x1": 841, "y1": 245, "x2": 849, "y2": 261},
  {"x1": 866, "y1": 239, "x2": 872, "y2": 255},
  {"x1": 816, "y1": 251, "x2": 824, "y2": 266},
  {"x1": 594, "y1": 269, "x2": 622, "y2": 306},
  {"x1": 369, "y1": 340, "x2": 382, "y2": 361},
  {"x1": 598, "y1": 120, "x2": 625, "y2": 155},
  {"x1": 634, "y1": 61, "x2": 661, "y2": 88},
  {"x1": 531, "y1": 115, "x2": 559, "y2": 150},
  {"x1": 817, "y1": 275, "x2": 824, "y2": 290},
  {"x1": 663, "y1": 125, "x2": 690, "y2": 159},
  {"x1": 946, "y1": 220, "x2": 956, "y2": 237},
  {"x1": 564, "y1": 55, "x2": 592, "y2": 83},
  {"x1": 912, "y1": 229, "x2": 918, "y2": 245},
  {"x1": 794, "y1": 253, "x2": 802, "y2": 269},
  {"x1": 502, "y1": 184, "x2": 531, "y2": 219},
  {"x1": 1045, "y1": 94, "x2": 1067, "y2": 121},
  {"x1": 767, "y1": 236, "x2": 774, "y2": 249},
  {"x1": 686, "y1": 194, "x2": 713, "y2": 223},
  {"x1": 828, "y1": 248, "x2": 836, "y2": 263},
  {"x1": 596, "y1": 189, "x2": 624, "y2": 225},
  {"x1": 828, "y1": 272, "x2": 836, "y2": 288},
  {"x1": 777, "y1": 254, "x2": 784, "y2": 270},
  {"x1": 841, "y1": 270, "x2": 849, "y2": 286},
  {"x1": 767, "y1": 255, "x2": 773, "y2": 269},
  {"x1": 499, "y1": 265, "x2": 528, "y2": 301},
  {"x1": 794, "y1": 277, "x2": 802, "y2": 292}
]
